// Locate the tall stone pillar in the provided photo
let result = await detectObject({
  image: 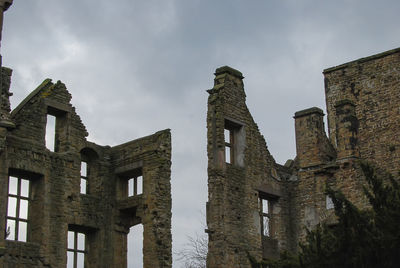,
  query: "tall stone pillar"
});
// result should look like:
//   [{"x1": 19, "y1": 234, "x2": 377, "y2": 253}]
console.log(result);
[
  {"x1": 0, "y1": 1, "x2": 13, "y2": 265},
  {"x1": 0, "y1": 0, "x2": 14, "y2": 128}
]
